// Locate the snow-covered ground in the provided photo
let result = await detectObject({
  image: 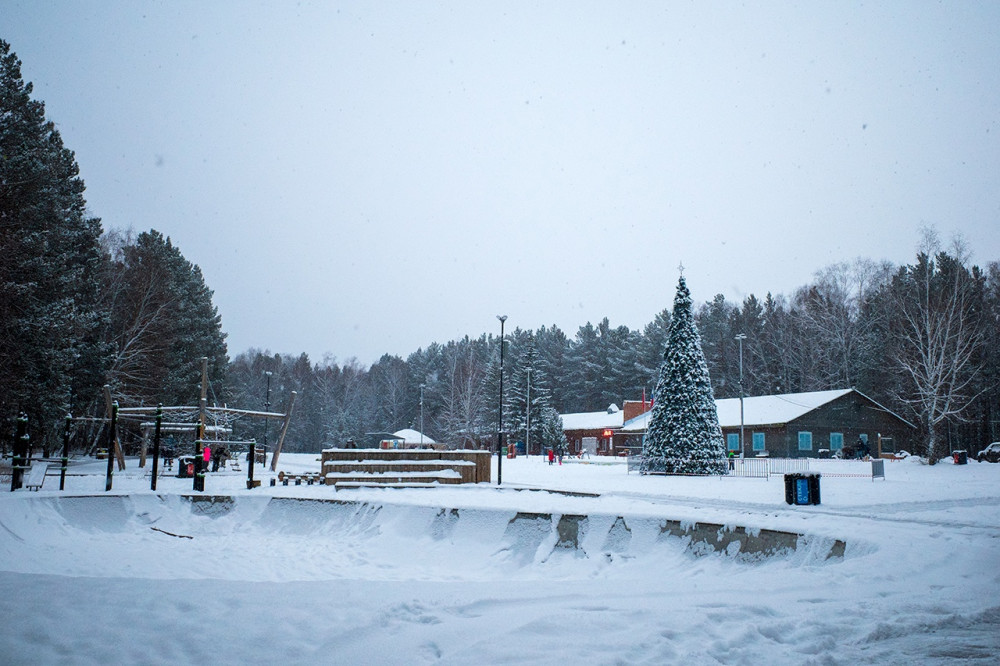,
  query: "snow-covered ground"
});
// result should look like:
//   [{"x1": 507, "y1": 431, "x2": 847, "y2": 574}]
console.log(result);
[{"x1": 1, "y1": 453, "x2": 998, "y2": 665}]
